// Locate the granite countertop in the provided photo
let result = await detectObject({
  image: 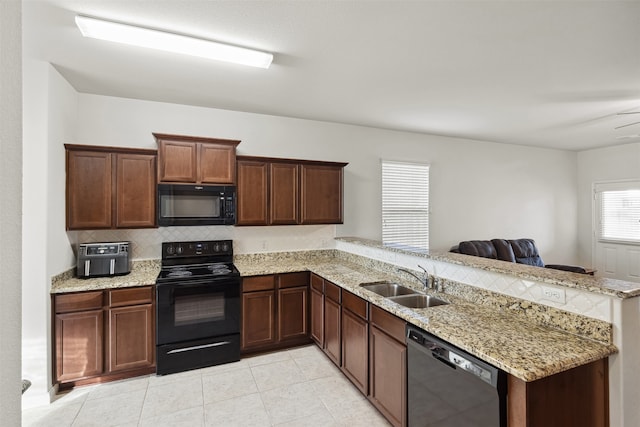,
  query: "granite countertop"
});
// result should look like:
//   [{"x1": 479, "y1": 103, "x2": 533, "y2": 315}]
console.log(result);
[
  {"x1": 50, "y1": 252, "x2": 617, "y2": 383},
  {"x1": 50, "y1": 260, "x2": 160, "y2": 294},
  {"x1": 234, "y1": 255, "x2": 617, "y2": 383},
  {"x1": 337, "y1": 236, "x2": 640, "y2": 299}
]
